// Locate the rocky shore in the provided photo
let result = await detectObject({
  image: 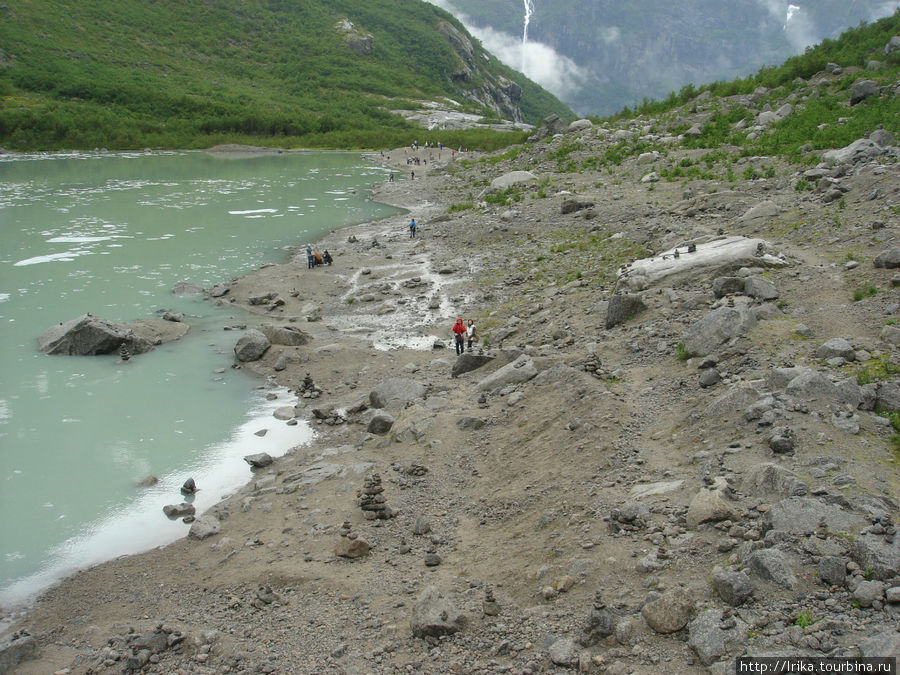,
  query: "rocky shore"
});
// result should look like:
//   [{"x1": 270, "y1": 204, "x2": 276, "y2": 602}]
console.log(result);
[{"x1": 3, "y1": 86, "x2": 900, "y2": 673}]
